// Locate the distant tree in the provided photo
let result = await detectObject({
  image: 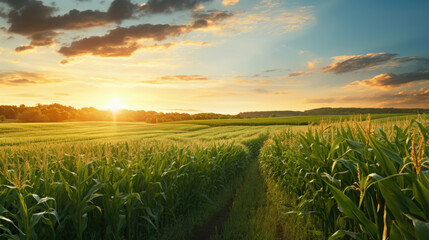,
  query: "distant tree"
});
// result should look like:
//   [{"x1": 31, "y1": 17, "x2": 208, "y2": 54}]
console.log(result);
[
  {"x1": 18, "y1": 109, "x2": 44, "y2": 122},
  {"x1": 0, "y1": 115, "x2": 5, "y2": 122},
  {"x1": 46, "y1": 108, "x2": 62, "y2": 122}
]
